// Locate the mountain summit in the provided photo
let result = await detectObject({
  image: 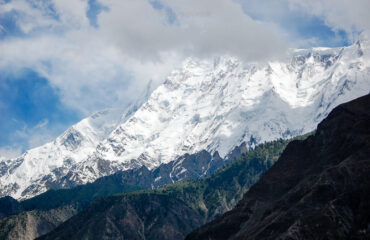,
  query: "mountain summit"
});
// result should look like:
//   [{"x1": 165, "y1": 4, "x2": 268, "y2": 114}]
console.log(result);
[{"x1": 1, "y1": 38, "x2": 370, "y2": 199}]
